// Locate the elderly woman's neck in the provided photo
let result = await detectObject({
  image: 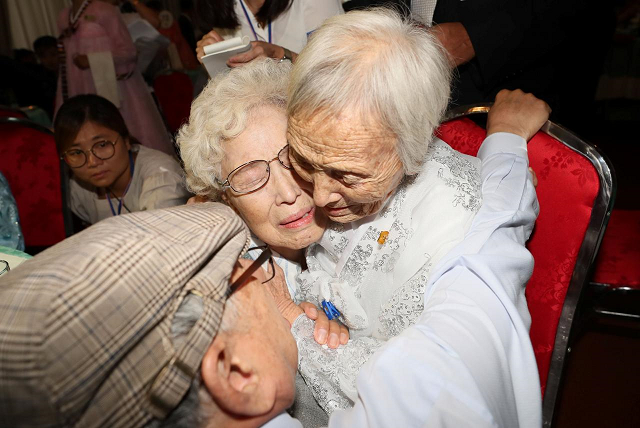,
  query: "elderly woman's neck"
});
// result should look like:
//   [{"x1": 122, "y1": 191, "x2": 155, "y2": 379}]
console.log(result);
[{"x1": 273, "y1": 246, "x2": 305, "y2": 266}]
